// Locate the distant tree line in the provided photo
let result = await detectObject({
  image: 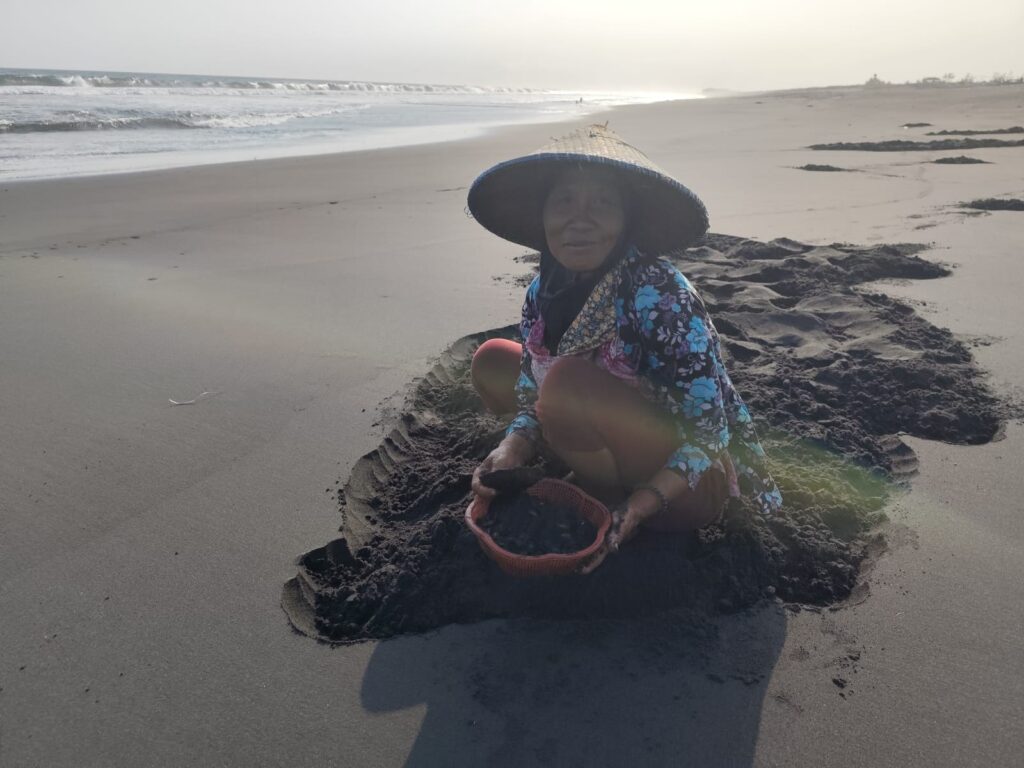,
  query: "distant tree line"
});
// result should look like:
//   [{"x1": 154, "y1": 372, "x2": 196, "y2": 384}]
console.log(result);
[{"x1": 865, "y1": 72, "x2": 1024, "y2": 87}]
